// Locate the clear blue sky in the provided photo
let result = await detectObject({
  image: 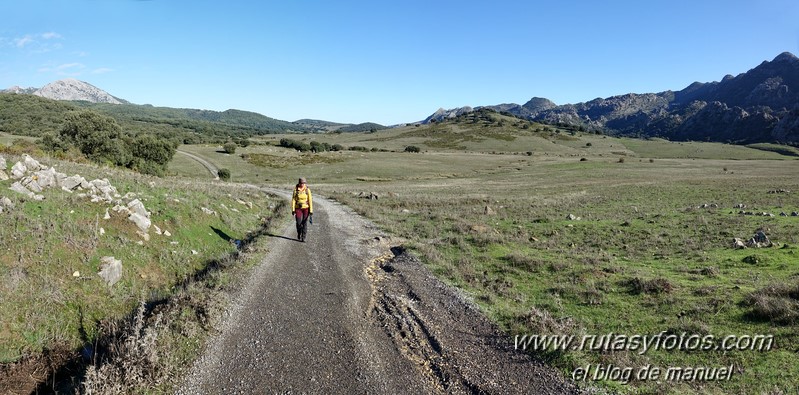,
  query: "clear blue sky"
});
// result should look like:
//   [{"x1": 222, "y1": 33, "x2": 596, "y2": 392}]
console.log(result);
[{"x1": 1, "y1": 0, "x2": 798, "y2": 125}]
